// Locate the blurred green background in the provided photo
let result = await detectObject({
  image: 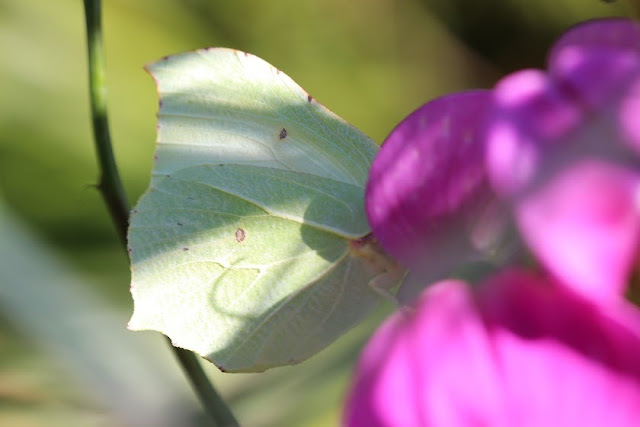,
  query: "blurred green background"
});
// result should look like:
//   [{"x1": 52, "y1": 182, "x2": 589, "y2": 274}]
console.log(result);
[{"x1": 0, "y1": 0, "x2": 629, "y2": 425}]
